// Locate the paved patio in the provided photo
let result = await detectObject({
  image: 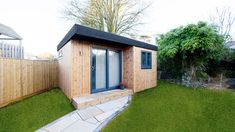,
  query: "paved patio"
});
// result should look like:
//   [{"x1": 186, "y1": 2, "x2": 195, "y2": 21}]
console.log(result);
[{"x1": 37, "y1": 96, "x2": 131, "y2": 132}]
